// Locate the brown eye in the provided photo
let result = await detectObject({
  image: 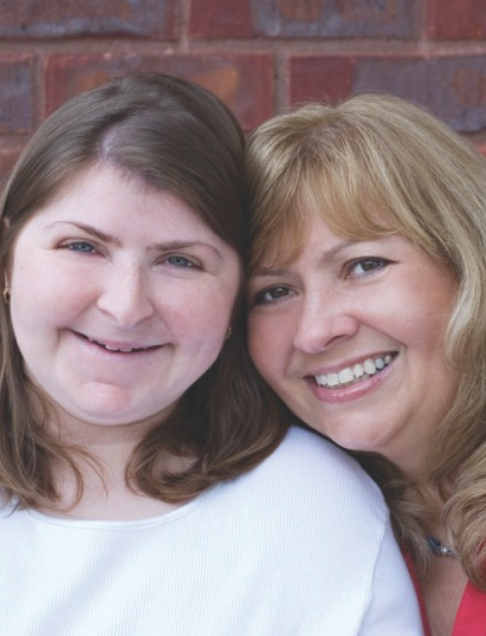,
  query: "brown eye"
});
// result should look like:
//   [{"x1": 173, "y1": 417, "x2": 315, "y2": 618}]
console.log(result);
[
  {"x1": 254, "y1": 285, "x2": 292, "y2": 304},
  {"x1": 349, "y1": 258, "x2": 390, "y2": 278}
]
